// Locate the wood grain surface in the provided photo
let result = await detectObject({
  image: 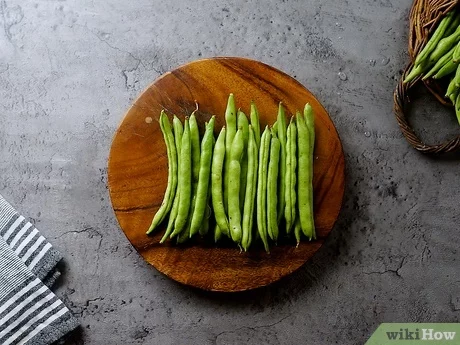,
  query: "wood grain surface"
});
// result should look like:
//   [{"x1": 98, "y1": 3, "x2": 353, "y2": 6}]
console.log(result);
[{"x1": 107, "y1": 57, "x2": 345, "y2": 292}]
